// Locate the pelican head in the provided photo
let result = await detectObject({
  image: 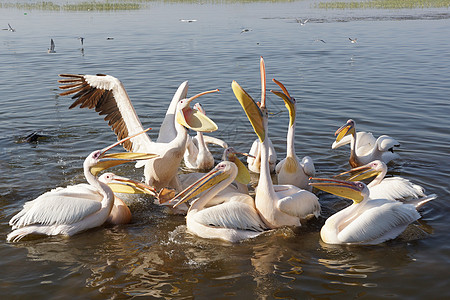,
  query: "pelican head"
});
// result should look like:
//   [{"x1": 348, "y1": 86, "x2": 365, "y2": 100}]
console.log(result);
[
  {"x1": 334, "y1": 119, "x2": 356, "y2": 143},
  {"x1": 87, "y1": 128, "x2": 158, "y2": 176},
  {"x1": 335, "y1": 160, "x2": 387, "y2": 181},
  {"x1": 171, "y1": 161, "x2": 236, "y2": 208},
  {"x1": 222, "y1": 147, "x2": 251, "y2": 185},
  {"x1": 176, "y1": 89, "x2": 219, "y2": 132},
  {"x1": 270, "y1": 78, "x2": 296, "y2": 127},
  {"x1": 232, "y1": 57, "x2": 267, "y2": 142},
  {"x1": 309, "y1": 178, "x2": 368, "y2": 203}
]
